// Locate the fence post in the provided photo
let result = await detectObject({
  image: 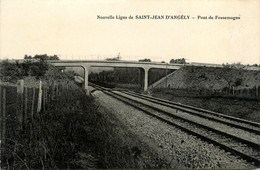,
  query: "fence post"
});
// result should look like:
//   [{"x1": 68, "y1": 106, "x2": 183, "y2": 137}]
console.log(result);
[
  {"x1": 46, "y1": 88, "x2": 49, "y2": 106},
  {"x1": 30, "y1": 87, "x2": 36, "y2": 141},
  {"x1": 0, "y1": 86, "x2": 2, "y2": 144},
  {"x1": 52, "y1": 82, "x2": 55, "y2": 101},
  {"x1": 256, "y1": 79, "x2": 259, "y2": 99},
  {"x1": 43, "y1": 88, "x2": 45, "y2": 112},
  {"x1": 24, "y1": 87, "x2": 28, "y2": 124},
  {"x1": 31, "y1": 88, "x2": 35, "y2": 117},
  {"x1": 46, "y1": 88, "x2": 48, "y2": 106},
  {"x1": 17, "y1": 80, "x2": 24, "y2": 94},
  {"x1": 56, "y1": 84, "x2": 58, "y2": 97},
  {"x1": 57, "y1": 84, "x2": 59, "y2": 97},
  {"x1": 2, "y1": 88, "x2": 6, "y2": 145},
  {"x1": 256, "y1": 85, "x2": 259, "y2": 99},
  {"x1": 17, "y1": 80, "x2": 24, "y2": 126},
  {"x1": 45, "y1": 88, "x2": 47, "y2": 107},
  {"x1": 37, "y1": 81, "x2": 42, "y2": 113}
]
